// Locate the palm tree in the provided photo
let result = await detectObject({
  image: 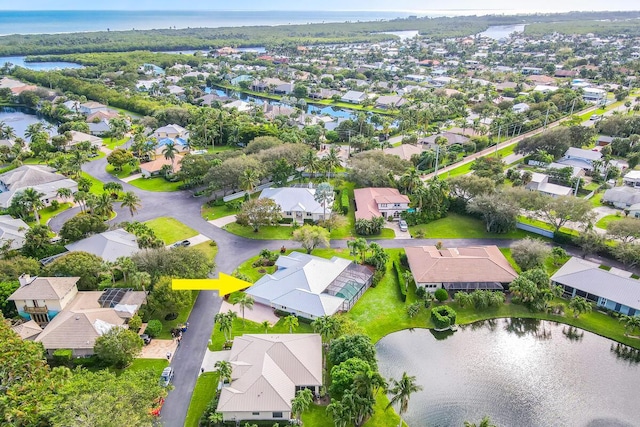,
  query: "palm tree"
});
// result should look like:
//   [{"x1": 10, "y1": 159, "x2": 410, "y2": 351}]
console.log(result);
[
  {"x1": 386, "y1": 372, "x2": 423, "y2": 427},
  {"x1": 240, "y1": 168, "x2": 260, "y2": 193},
  {"x1": 291, "y1": 388, "x2": 314, "y2": 424},
  {"x1": 21, "y1": 188, "x2": 45, "y2": 223},
  {"x1": 311, "y1": 315, "x2": 340, "y2": 346},
  {"x1": 0, "y1": 121, "x2": 16, "y2": 140},
  {"x1": 568, "y1": 296, "x2": 592, "y2": 318},
  {"x1": 231, "y1": 293, "x2": 254, "y2": 326},
  {"x1": 261, "y1": 320, "x2": 270, "y2": 333},
  {"x1": 326, "y1": 401, "x2": 351, "y2": 427},
  {"x1": 302, "y1": 150, "x2": 319, "y2": 179},
  {"x1": 214, "y1": 360, "x2": 232, "y2": 387},
  {"x1": 619, "y1": 314, "x2": 640, "y2": 336},
  {"x1": 93, "y1": 193, "x2": 114, "y2": 218},
  {"x1": 56, "y1": 187, "x2": 72, "y2": 202},
  {"x1": 323, "y1": 146, "x2": 341, "y2": 178},
  {"x1": 314, "y1": 182, "x2": 334, "y2": 221},
  {"x1": 284, "y1": 314, "x2": 299, "y2": 333},
  {"x1": 464, "y1": 416, "x2": 497, "y2": 427},
  {"x1": 162, "y1": 141, "x2": 179, "y2": 173},
  {"x1": 120, "y1": 191, "x2": 142, "y2": 217},
  {"x1": 214, "y1": 312, "x2": 233, "y2": 341}
]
